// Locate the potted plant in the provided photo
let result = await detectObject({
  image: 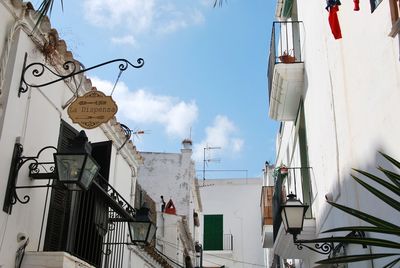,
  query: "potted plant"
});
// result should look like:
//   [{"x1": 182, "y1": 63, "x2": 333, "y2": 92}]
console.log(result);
[{"x1": 279, "y1": 50, "x2": 296, "y2": 63}]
